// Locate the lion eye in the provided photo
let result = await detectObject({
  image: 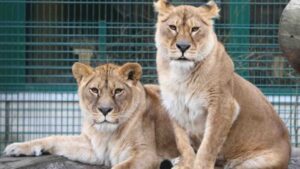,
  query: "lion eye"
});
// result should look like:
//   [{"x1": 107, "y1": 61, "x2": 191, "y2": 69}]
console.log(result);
[
  {"x1": 90, "y1": 88, "x2": 99, "y2": 94},
  {"x1": 191, "y1": 27, "x2": 200, "y2": 32},
  {"x1": 169, "y1": 25, "x2": 177, "y2": 31},
  {"x1": 114, "y1": 88, "x2": 124, "y2": 95}
]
